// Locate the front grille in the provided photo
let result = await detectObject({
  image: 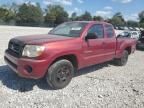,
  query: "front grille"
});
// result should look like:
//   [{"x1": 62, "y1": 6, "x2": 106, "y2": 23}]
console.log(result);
[{"x1": 8, "y1": 39, "x2": 25, "y2": 58}]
